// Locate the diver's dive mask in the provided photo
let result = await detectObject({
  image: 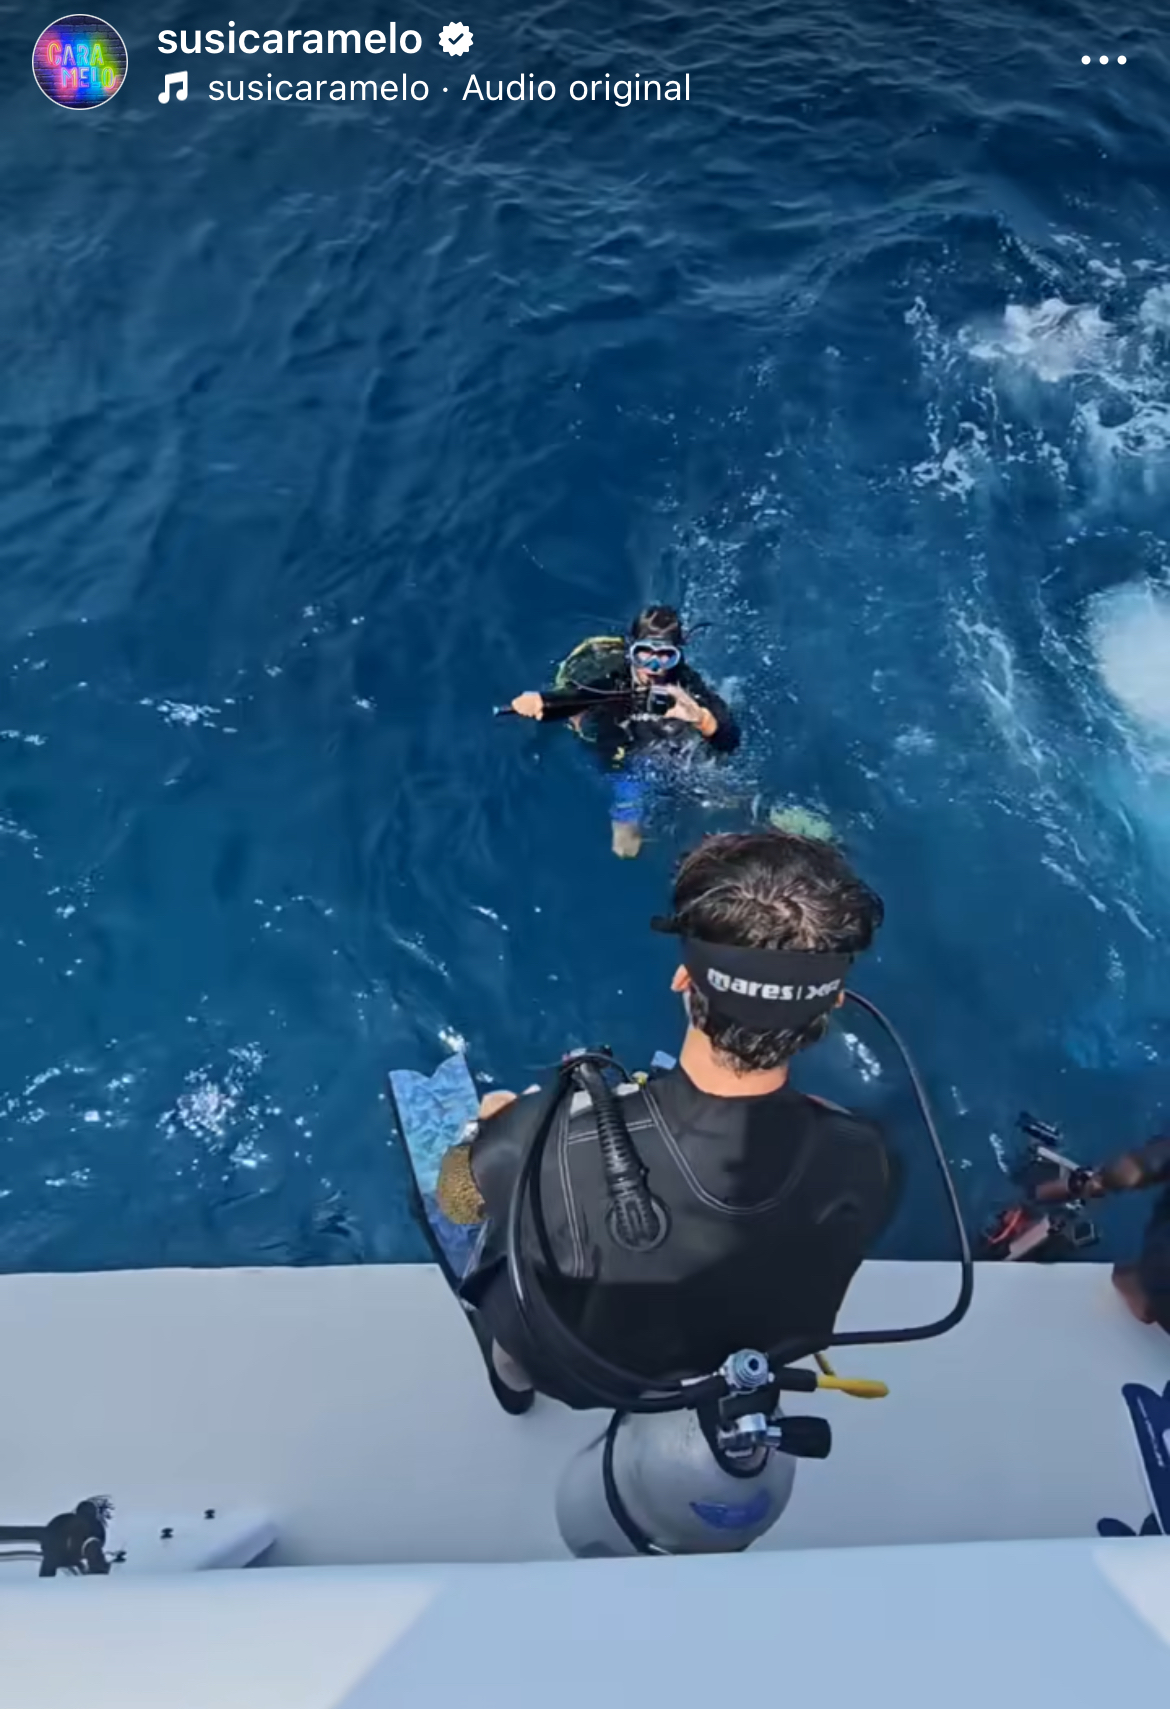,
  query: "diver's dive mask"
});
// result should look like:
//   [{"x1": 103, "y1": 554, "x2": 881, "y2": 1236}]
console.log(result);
[{"x1": 629, "y1": 640, "x2": 682, "y2": 675}]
